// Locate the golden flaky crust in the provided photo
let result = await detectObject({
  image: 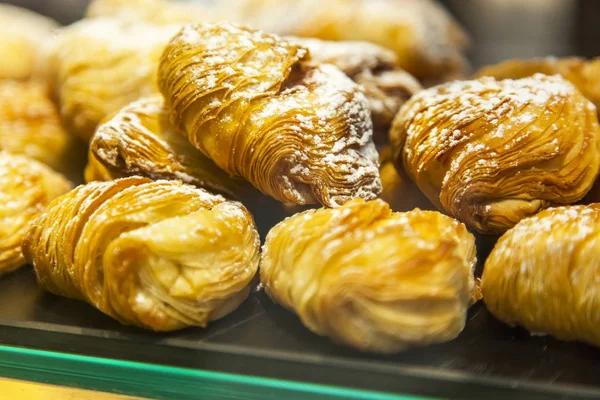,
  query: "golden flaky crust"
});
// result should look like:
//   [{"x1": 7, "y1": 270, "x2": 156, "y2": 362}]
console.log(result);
[
  {"x1": 261, "y1": 199, "x2": 476, "y2": 353},
  {"x1": 0, "y1": 153, "x2": 72, "y2": 275},
  {"x1": 86, "y1": 97, "x2": 251, "y2": 199},
  {"x1": 483, "y1": 205, "x2": 600, "y2": 348},
  {"x1": 0, "y1": 4, "x2": 59, "y2": 80},
  {"x1": 391, "y1": 74, "x2": 600, "y2": 234},
  {"x1": 476, "y1": 57, "x2": 600, "y2": 117},
  {"x1": 22, "y1": 177, "x2": 260, "y2": 331},
  {"x1": 0, "y1": 80, "x2": 74, "y2": 173},
  {"x1": 289, "y1": 38, "x2": 422, "y2": 141},
  {"x1": 159, "y1": 23, "x2": 380, "y2": 206},
  {"x1": 44, "y1": 18, "x2": 179, "y2": 140}
]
